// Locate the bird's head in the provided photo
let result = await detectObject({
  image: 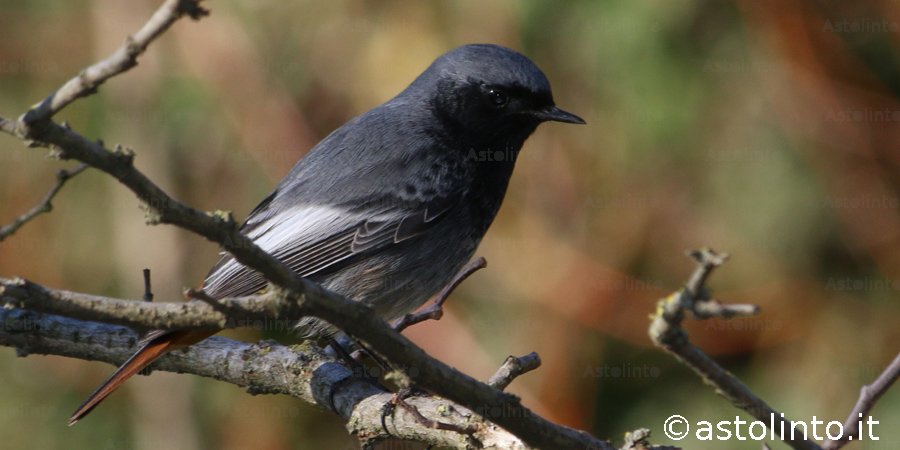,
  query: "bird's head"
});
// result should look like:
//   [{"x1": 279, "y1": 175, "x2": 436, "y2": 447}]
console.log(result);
[{"x1": 403, "y1": 44, "x2": 585, "y2": 145}]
